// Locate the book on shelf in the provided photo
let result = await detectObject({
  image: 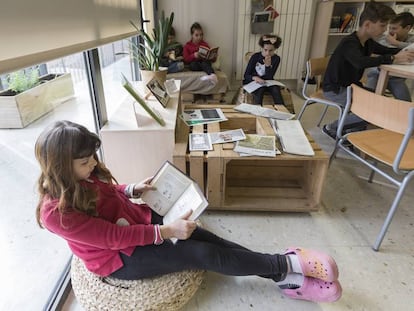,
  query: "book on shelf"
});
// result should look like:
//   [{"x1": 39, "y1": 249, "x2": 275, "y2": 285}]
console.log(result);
[
  {"x1": 243, "y1": 79, "x2": 285, "y2": 93},
  {"x1": 146, "y1": 77, "x2": 170, "y2": 108},
  {"x1": 233, "y1": 134, "x2": 276, "y2": 157},
  {"x1": 264, "y1": 5, "x2": 279, "y2": 20},
  {"x1": 198, "y1": 46, "x2": 219, "y2": 61},
  {"x1": 140, "y1": 161, "x2": 208, "y2": 241}
]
